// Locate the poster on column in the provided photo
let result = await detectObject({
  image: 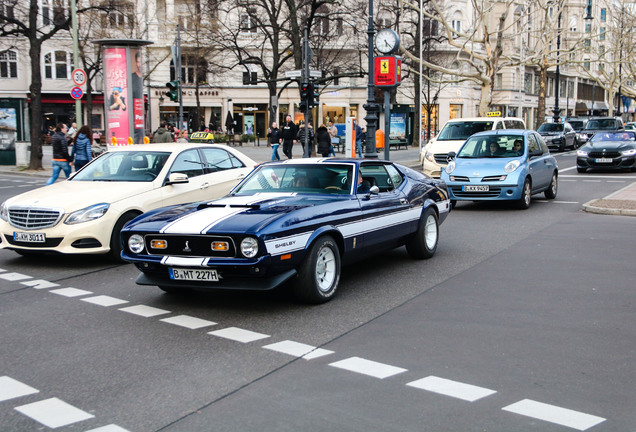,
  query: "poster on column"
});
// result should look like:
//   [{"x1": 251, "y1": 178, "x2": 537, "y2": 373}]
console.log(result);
[
  {"x1": 389, "y1": 112, "x2": 406, "y2": 139},
  {"x1": 130, "y1": 48, "x2": 145, "y2": 144},
  {"x1": 104, "y1": 47, "x2": 130, "y2": 145},
  {"x1": 0, "y1": 108, "x2": 17, "y2": 150}
]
